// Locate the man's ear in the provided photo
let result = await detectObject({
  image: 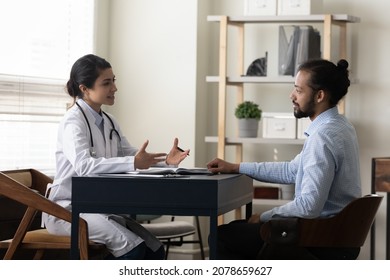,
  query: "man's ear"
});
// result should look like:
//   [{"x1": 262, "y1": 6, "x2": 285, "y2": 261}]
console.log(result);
[{"x1": 316, "y1": 90, "x2": 326, "y2": 103}]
